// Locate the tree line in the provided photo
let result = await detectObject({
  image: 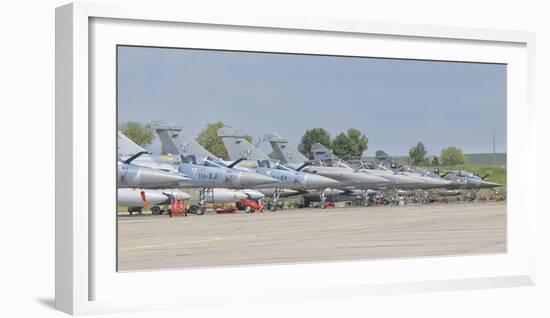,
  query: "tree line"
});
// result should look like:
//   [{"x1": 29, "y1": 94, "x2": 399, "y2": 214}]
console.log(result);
[
  {"x1": 409, "y1": 142, "x2": 465, "y2": 166},
  {"x1": 297, "y1": 128, "x2": 368, "y2": 160},
  {"x1": 119, "y1": 121, "x2": 465, "y2": 165}
]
